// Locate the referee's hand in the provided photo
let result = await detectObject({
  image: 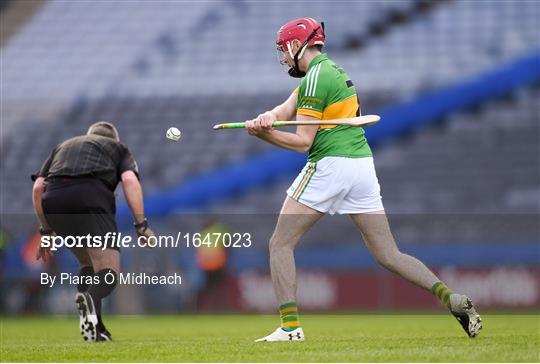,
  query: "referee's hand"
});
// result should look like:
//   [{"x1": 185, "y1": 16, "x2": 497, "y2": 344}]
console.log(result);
[
  {"x1": 137, "y1": 227, "x2": 156, "y2": 248},
  {"x1": 36, "y1": 245, "x2": 54, "y2": 262},
  {"x1": 36, "y1": 228, "x2": 55, "y2": 262},
  {"x1": 134, "y1": 219, "x2": 155, "y2": 248}
]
